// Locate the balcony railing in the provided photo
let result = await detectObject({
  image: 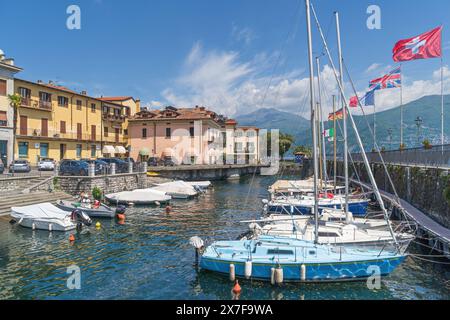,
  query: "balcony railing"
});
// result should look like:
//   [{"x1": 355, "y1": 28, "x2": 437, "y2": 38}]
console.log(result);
[
  {"x1": 17, "y1": 128, "x2": 126, "y2": 143},
  {"x1": 102, "y1": 112, "x2": 126, "y2": 122},
  {"x1": 19, "y1": 97, "x2": 53, "y2": 112}
]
